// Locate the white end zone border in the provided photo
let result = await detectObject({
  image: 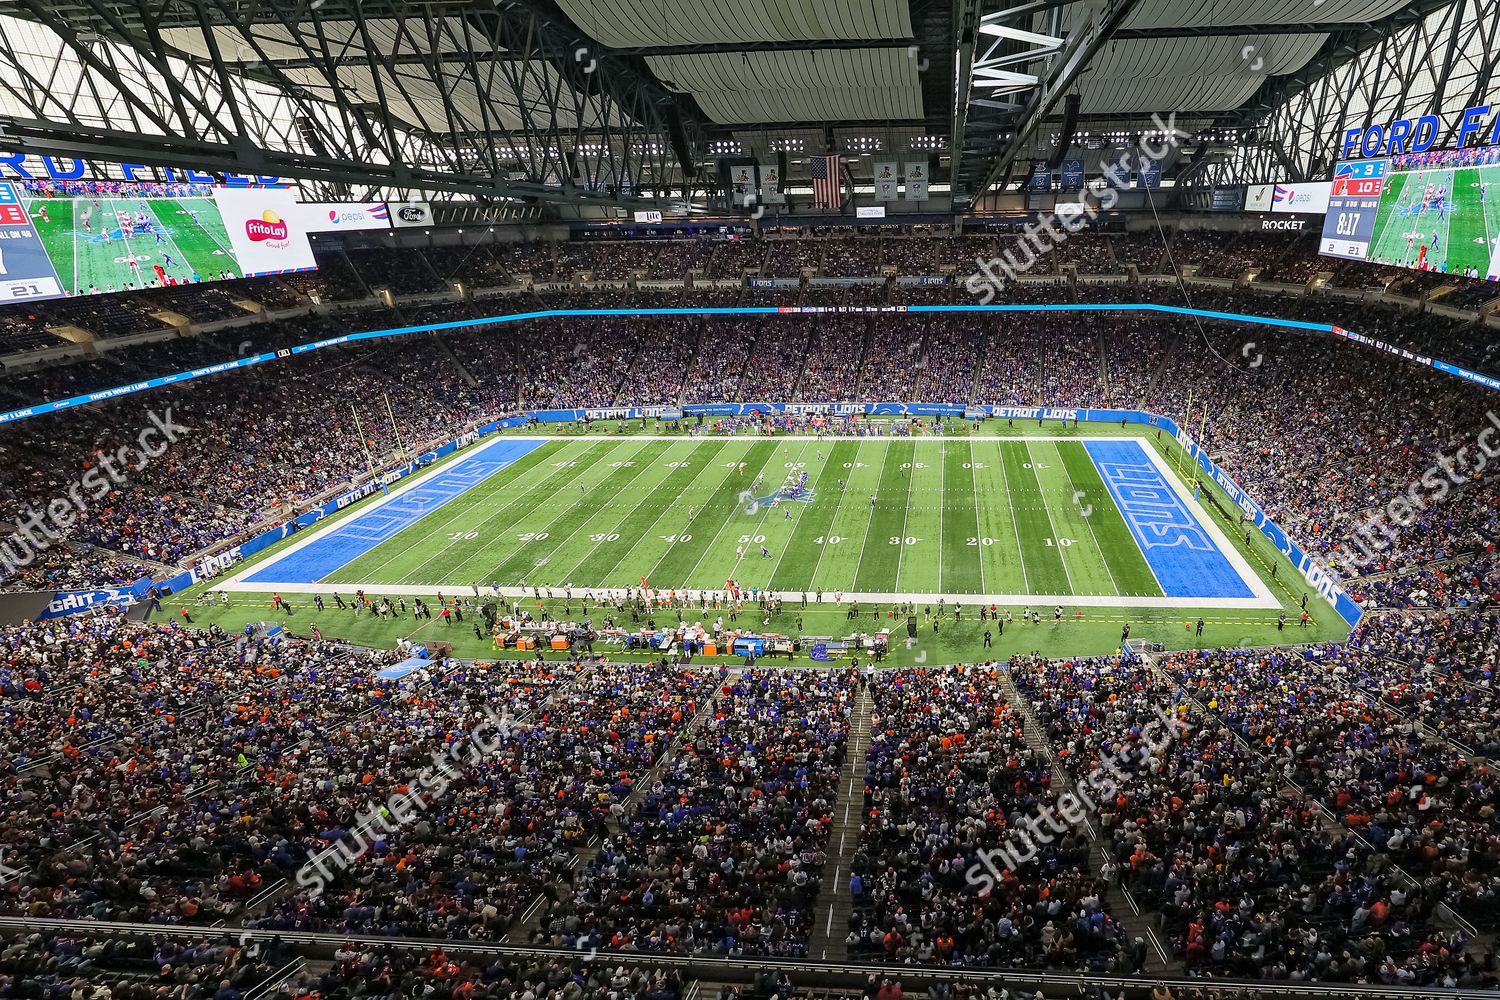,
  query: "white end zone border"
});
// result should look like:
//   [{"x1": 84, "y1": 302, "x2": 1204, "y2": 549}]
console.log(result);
[
  {"x1": 219, "y1": 435, "x2": 553, "y2": 590},
  {"x1": 219, "y1": 433, "x2": 1281, "y2": 611},
  {"x1": 1135, "y1": 439, "x2": 1278, "y2": 608}
]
